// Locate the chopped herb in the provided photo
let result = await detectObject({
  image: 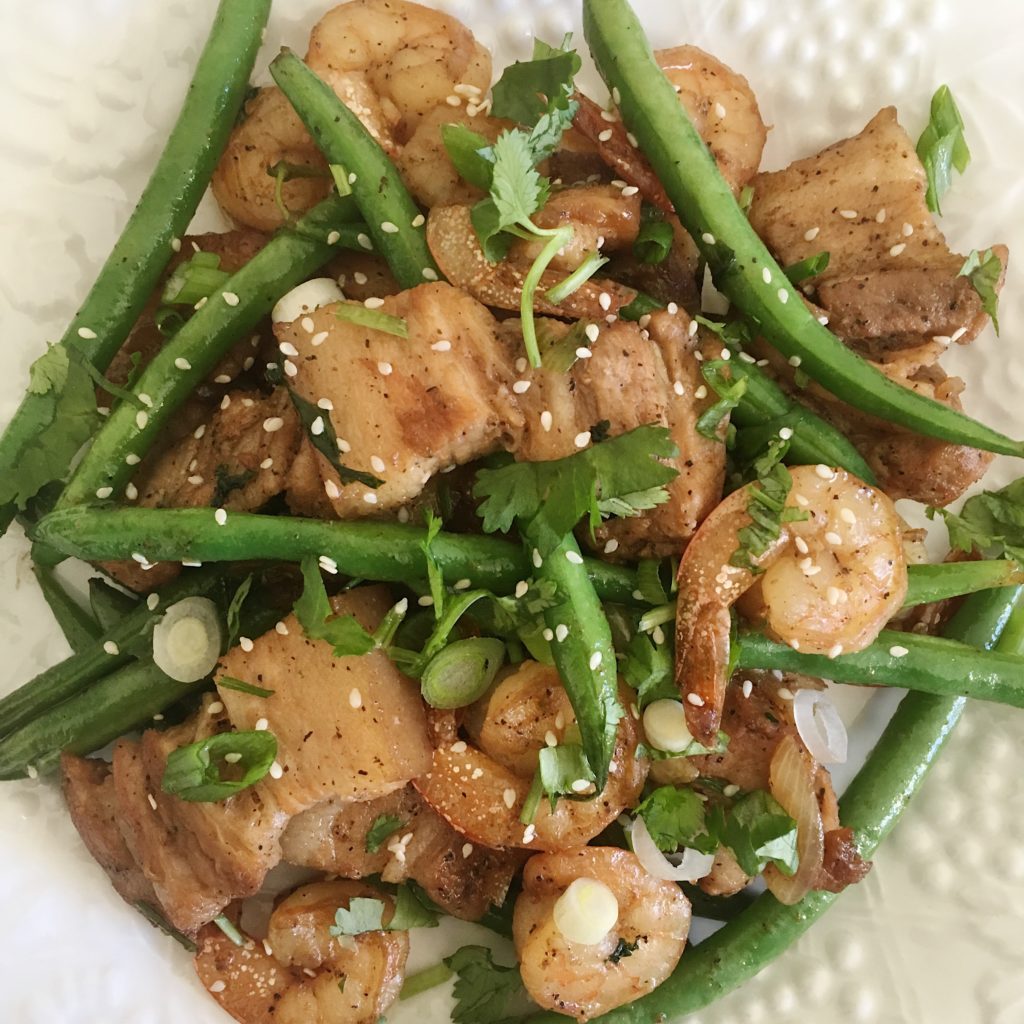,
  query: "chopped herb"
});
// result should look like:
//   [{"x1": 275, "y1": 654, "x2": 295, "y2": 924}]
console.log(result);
[
  {"x1": 916, "y1": 84, "x2": 971, "y2": 214},
  {"x1": 782, "y1": 251, "x2": 830, "y2": 285},
  {"x1": 473, "y1": 425, "x2": 679, "y2": 555},
  {"x1": 161, "y1": 730, "x2": 277, "y2": 802},
  {"x1": 366, "y1": 814, "x2": 405, "y2": 854},
  {"x1": 217, "y1": 675, "x2": 274, "y2": 698},
  {"x1": 328, "y1": 162, "x2": 352, "y2": 197},
  {"x1": 633, "y1": 204, "x2": 673, "y2": 265},
  {"x1": 634, "y1": 785, "x2": 717, "y2": 854},
  {"x1": 544, "y1": 250, "x2": 609, "y2": 304},
  {"x1": 444, "y1": 945, "x2": 526, "y2": 1024},
  {"x1": 634, "y1": 559, "x2": 669, "y2": 605},
  {"x1": 421, "y1": 510, "x2": 445, "y2": 620},
  {"x1": 225, "y1": 574, "x2": 253, "y2": 647},
  {"x1": 211, "y1": 465, "x2": 255, "y2": 509},
  {"x1": 607, "y1": 937, "x2": 641, "y2": 964},
  {"x1": 400, "y1": 963, "x2": 455, "y2": 1001},
  {"x1": 618, "y1": 291, "x2": 665, "y2": 321},
  {"x1": 420, "y1": 637, "x2": 506, "y2": 709},
  {"x1": 490, "y1": 36, "x2": 582, "y2": 127},
  {"x1": 959, "y1": 248, "x2": 1002, "y2": 333},
  {"x1": 635, "y1": 731, "x2": 729, "y2": 761},
  {"x1": 536, "y1": 742, "x2": 596, "y2": 810},
  {"x1": 293, "y1": 556, "x2": 375, "y2": 657},
  {"x1": 536, "y1": 319, "x2": 589, "y2": 373},
  {"x1": 698, "y1": 361, "x2": 748, "y2": 443},
  {"x1": 330, "y1": 896, "x2": 386, "y2": 936},
  {"x1": 389, "y1": 884, "x2": 440, "y2": 930},
  {"x1": 596, "y1": 486, "x2": 671, "y2": 519},
  {"x1": 738, "y1": 184, "x2": 755, "y2": 216},
  {"x1": 621, "y1": 632, "x2": 675, "y2": 707},
  {"x1": 709, "y1": 790, "x2": 799, "y2": 877},
  {"x1": 927, "y1": 474, "x2": 1024, "y2": 561},
  {"x1": 133, "y1": 900, "x2": 198, "y2": 952},
  {"x1": 334, "y1": 302, "x2": 409, "y2": 338},
  {"x1": 440, "y1": 123, "x2": 495, "y2": 190},
  {"x1": 213, "y1": 914, "x2": 245, "y2": 946},
  {"x1": 161, "y1": 251, "x2": 230, "y2": 307}
]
